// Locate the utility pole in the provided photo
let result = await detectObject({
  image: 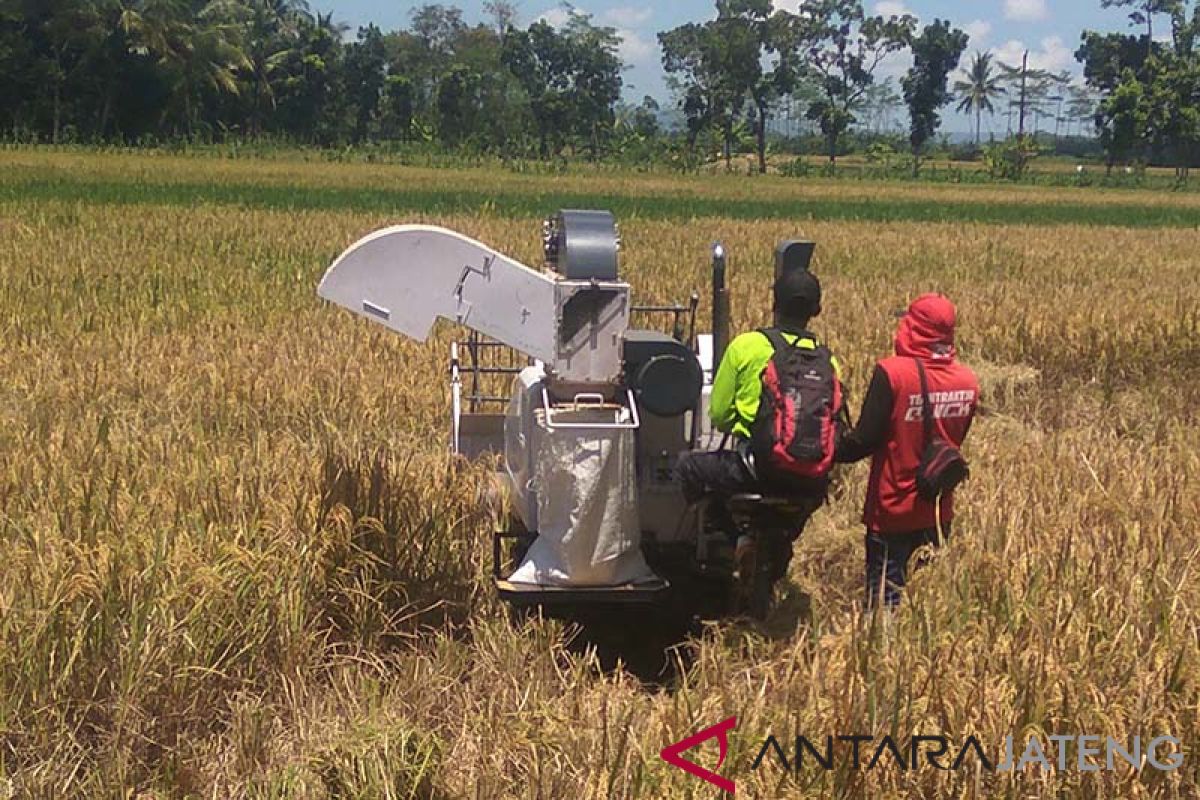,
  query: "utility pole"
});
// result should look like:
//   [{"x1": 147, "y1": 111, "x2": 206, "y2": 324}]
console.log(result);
[{"x1": 1017, "y1": 50, "x2": 1028, "y2": 138}]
